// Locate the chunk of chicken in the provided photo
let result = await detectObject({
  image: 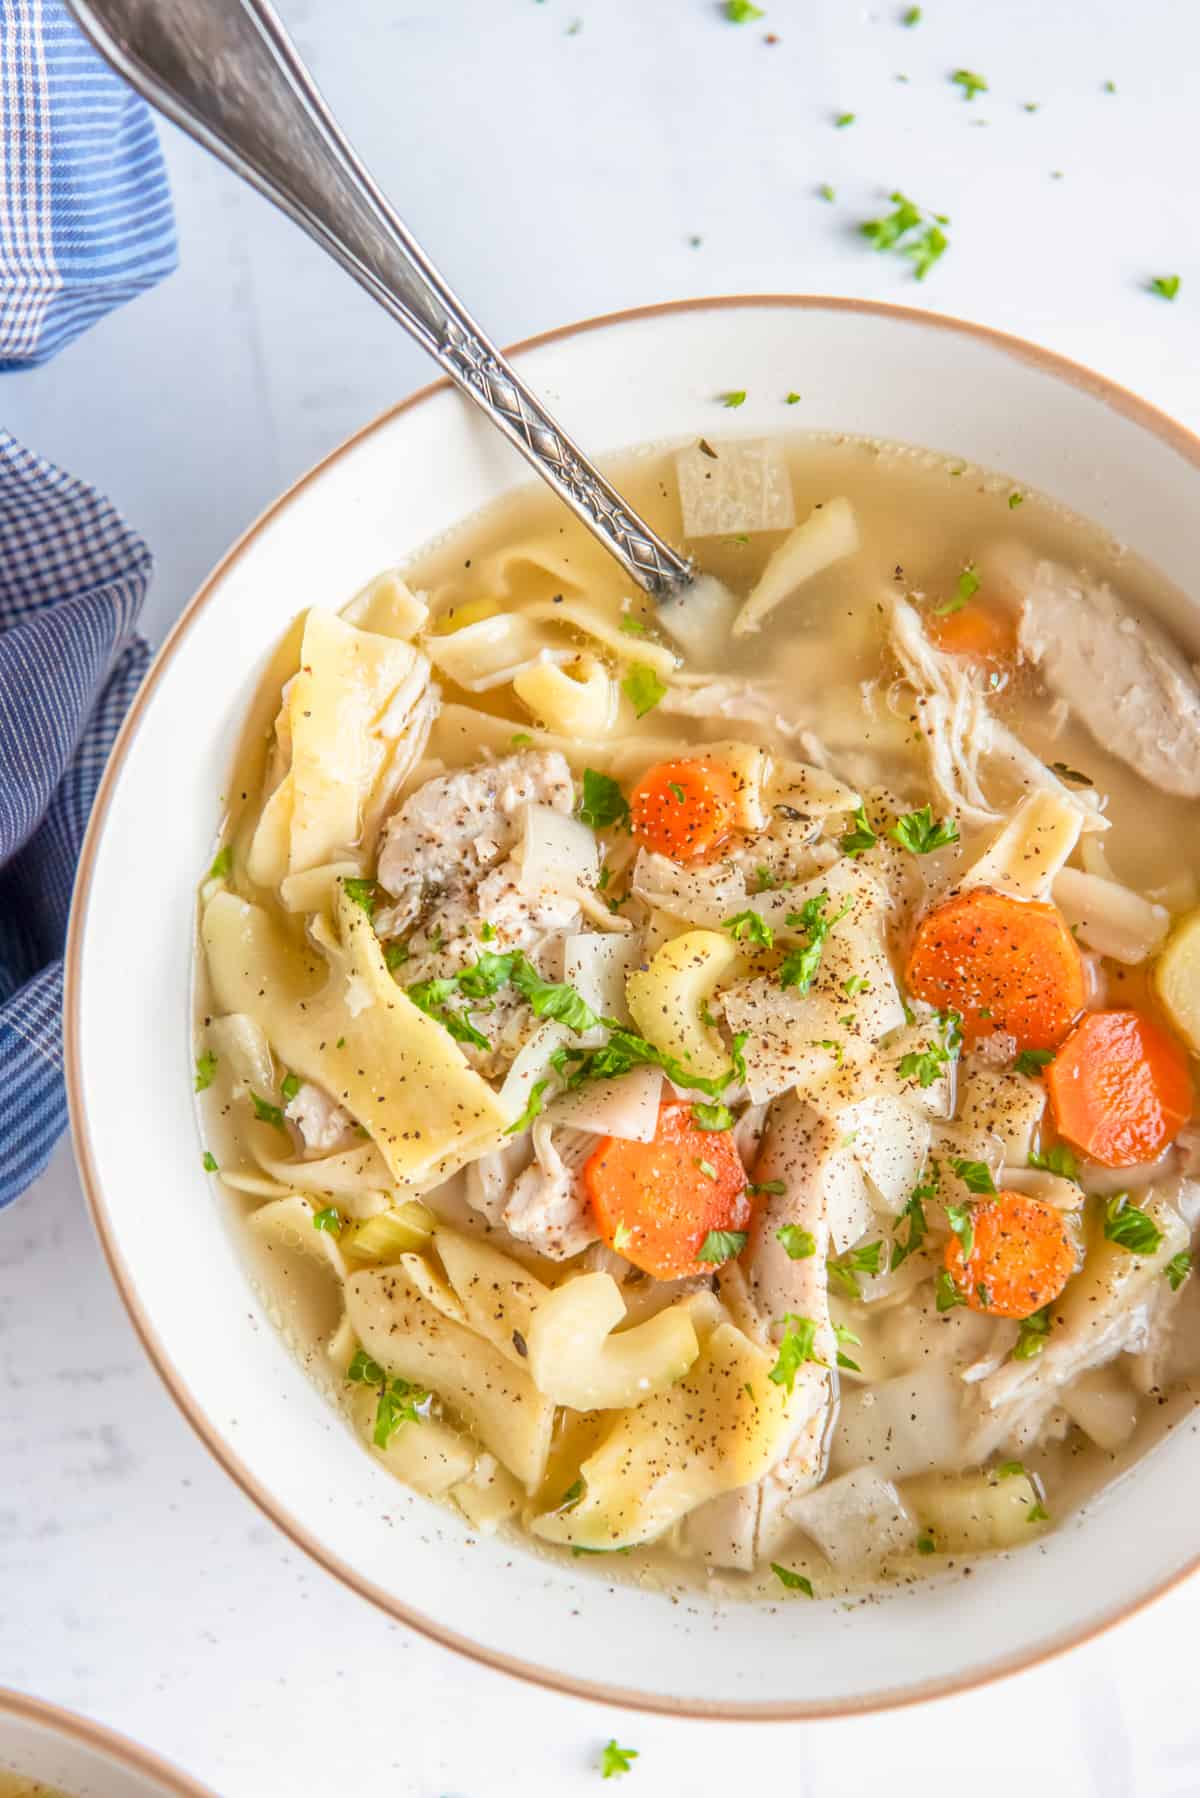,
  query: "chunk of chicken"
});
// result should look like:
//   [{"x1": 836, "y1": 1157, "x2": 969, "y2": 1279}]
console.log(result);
[
  {"x1": 376, "y1": 751, "x2": 574, "y2": 925},
  {"x1": 499, "y1": 1124, "x2": 598, "y2": 1261},
  {"x1": 284, "y1": 1081, "x2": 356, "y2": 1154}
]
